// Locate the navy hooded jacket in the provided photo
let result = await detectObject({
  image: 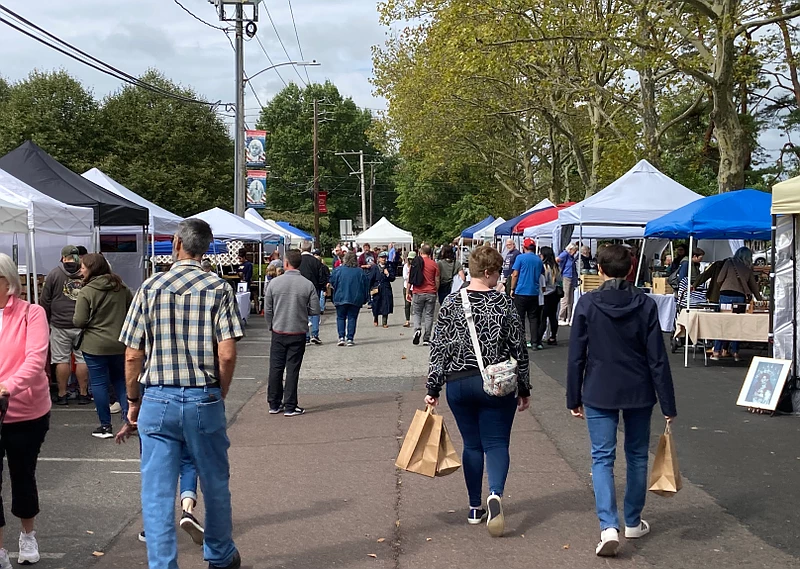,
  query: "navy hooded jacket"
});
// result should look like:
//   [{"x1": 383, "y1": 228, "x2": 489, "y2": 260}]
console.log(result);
[{"x1": 566, "y1": 279, "x2": 677, "y2": 417}]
